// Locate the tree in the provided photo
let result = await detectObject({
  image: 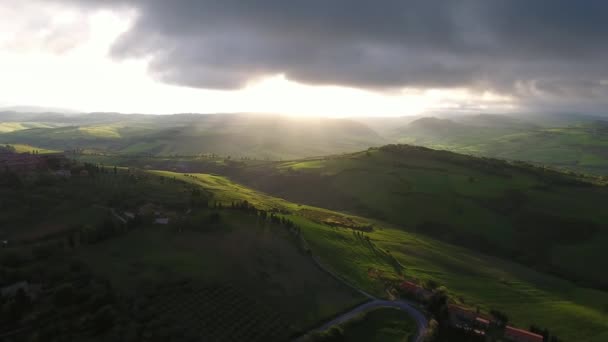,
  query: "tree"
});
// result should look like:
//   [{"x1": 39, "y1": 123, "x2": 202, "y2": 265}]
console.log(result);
[
  {"x1": 427, "y1": 288, "x2": 449, "y2": 323},
  {"x1": 490, "y1": 309, "x2": 509, "y2": 327}
]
